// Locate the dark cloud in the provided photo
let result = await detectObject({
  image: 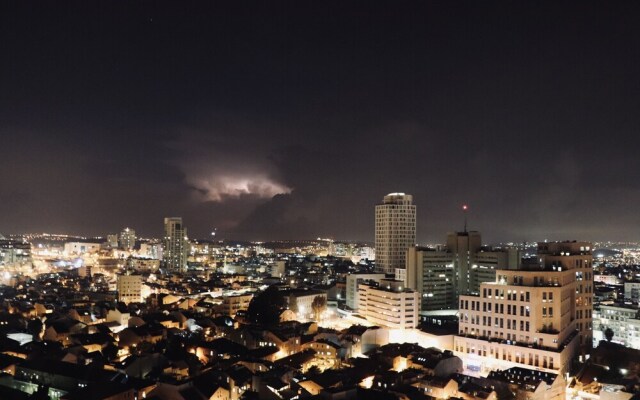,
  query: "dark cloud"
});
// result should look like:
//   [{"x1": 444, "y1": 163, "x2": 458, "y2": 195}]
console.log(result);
[{"x1": 1, "y1": 1, "x2": 640, "y2": 242}]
